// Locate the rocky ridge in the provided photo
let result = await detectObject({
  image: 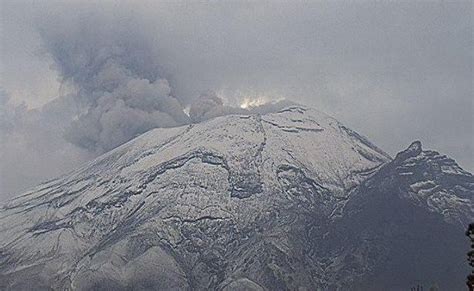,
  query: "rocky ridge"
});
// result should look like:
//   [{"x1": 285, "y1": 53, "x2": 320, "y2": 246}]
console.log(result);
[{"x1": 0, "y1": 105, "x2": 471, "y2": 290}]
